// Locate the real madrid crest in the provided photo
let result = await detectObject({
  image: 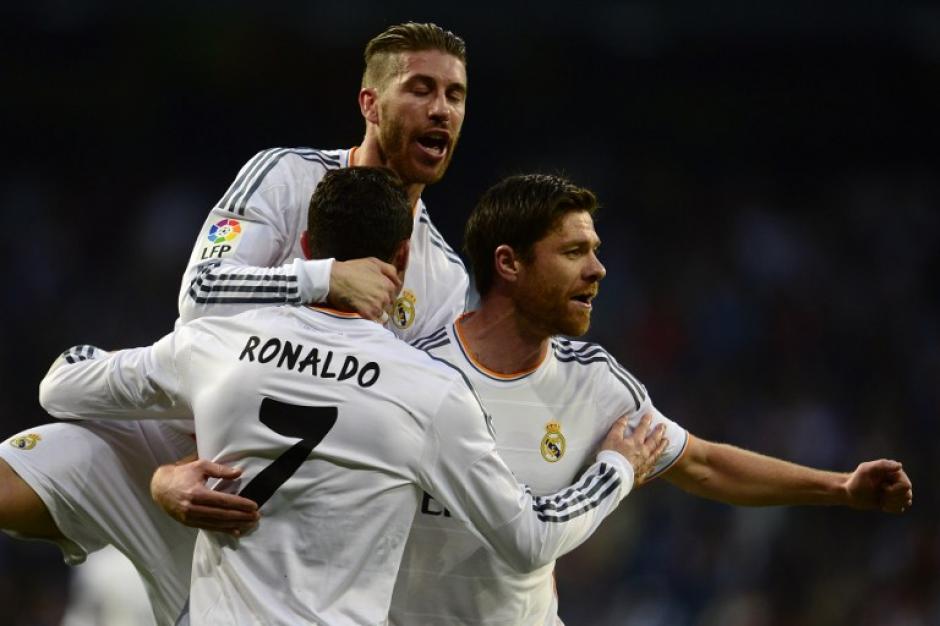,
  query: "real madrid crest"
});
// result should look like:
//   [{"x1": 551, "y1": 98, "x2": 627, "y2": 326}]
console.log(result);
[
  {"x1": 392, "y1": 289, "x2": 417, "y2": 330},
  {"x1": 540, "y1": 421, "x2": 566, "y2": 463},
  {"x1": 9, "y1": 433, "x2": 41, "y2": 451}
]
